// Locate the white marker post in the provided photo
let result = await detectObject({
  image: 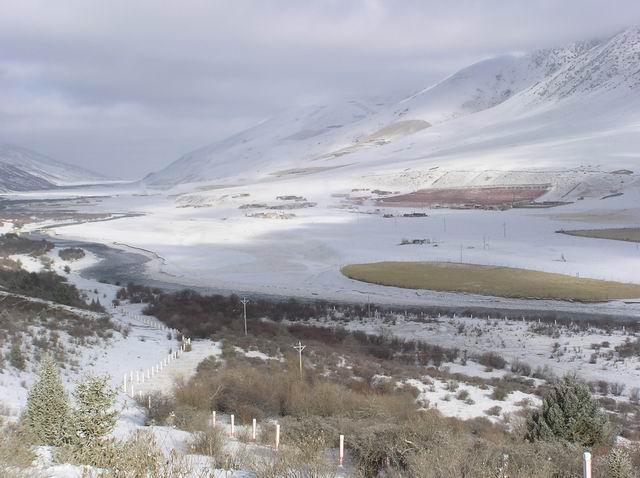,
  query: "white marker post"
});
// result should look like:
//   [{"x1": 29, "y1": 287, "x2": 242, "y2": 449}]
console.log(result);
[
  {"x1": 230, "y1": 414, "x2": 235, "y2": 437},
  {"x1": 583, "y1": 452, "x2": 591, "y2": 478},
  {"x1": 252, "y1": 418, "x2": 257, "y2": 441},
  {"x1": 212, "y1": 411, "x2": 216, "y2": 428},
  {"x1": 275, "y1": 423, "x2": 280, "y2": 451},
  {"x1": 339, "y1": 434, "x2": 344, "y2": 468},
  {"x1": 148, "y1": 395, "x2": 151, "y2": 409},
  {"x1": 123, "y1": 374, "x2": 127, "y2": 393}
]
